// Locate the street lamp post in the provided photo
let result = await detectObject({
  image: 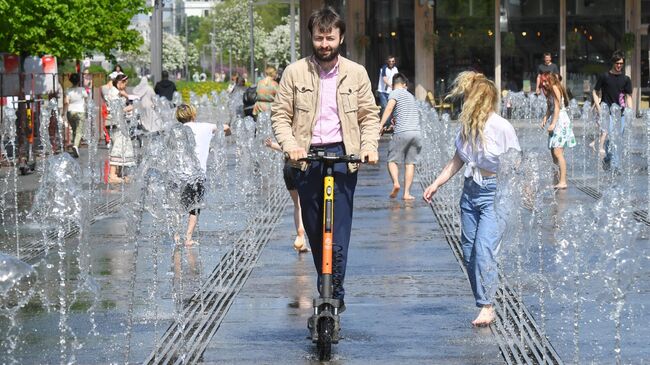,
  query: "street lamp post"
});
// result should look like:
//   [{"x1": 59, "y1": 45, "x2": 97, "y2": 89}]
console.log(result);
[
  {"x1": 249, "y1": 0, "x2": 255, "y2": 82},
  {"x1": 151, "y1": 0, "x2": 163, "y2": 84},
  {"x1": 210, "y1": 32, "x2": 216, "y2": 81}
]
